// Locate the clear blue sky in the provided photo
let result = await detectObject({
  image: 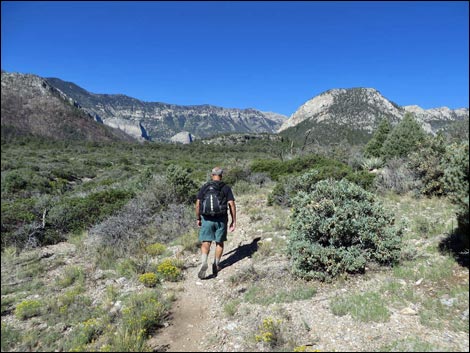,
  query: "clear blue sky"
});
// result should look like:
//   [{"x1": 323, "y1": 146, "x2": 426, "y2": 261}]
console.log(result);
[{"x1": 2, "y1": 1, "x2": 468, "y2": 116}]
